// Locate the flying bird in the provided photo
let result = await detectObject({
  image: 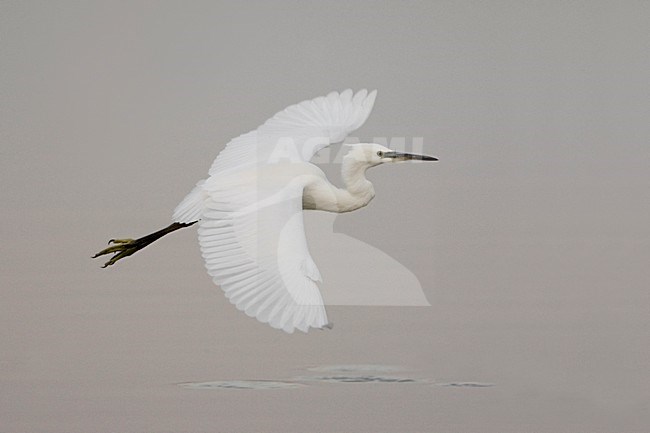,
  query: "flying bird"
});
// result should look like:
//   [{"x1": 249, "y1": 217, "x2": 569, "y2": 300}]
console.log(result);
[{"x1": 93, "y1": 89, "x2": 437, "y2": 333}]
